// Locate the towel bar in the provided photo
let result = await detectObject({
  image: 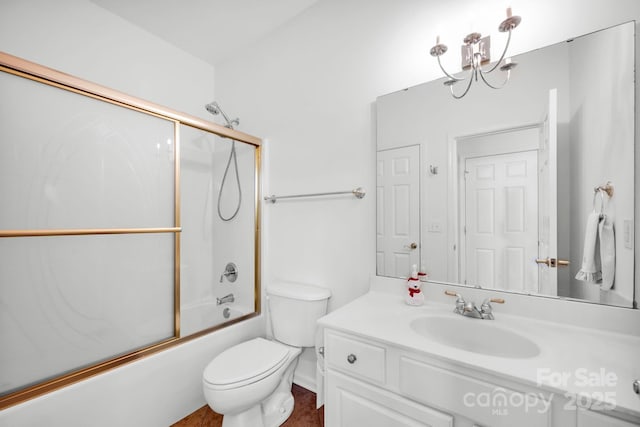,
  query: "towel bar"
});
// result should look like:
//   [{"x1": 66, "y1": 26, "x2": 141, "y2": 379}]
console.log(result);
[{"x1": 264, "y1": 187, "x2": 365, "y2": 203}]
